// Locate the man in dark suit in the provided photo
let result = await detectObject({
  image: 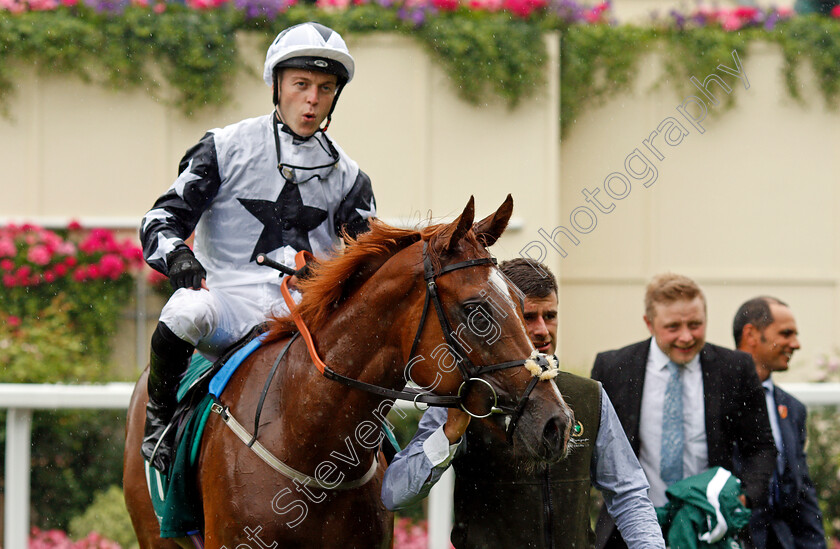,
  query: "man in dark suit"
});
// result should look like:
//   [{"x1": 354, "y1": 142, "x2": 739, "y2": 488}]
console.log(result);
[
  {"x1": 734, "y1": 296, "x2": 826, "y2": 548},
  {"x1": 591, "y1": 273, "x2": 777, "y2": 549}
]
